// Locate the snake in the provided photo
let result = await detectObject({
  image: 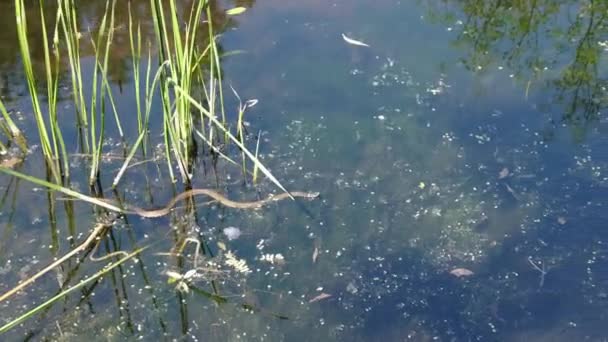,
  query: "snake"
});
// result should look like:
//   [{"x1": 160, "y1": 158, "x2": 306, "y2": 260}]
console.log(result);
[
  {"x1": 0, "y1": 189, "x2": 320, "y2": 303},
  {"x1": 116, "y1": 189, "x2": 320, "y2": 218}
]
